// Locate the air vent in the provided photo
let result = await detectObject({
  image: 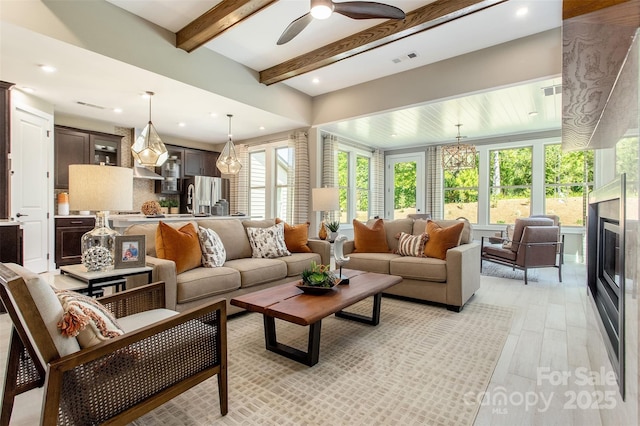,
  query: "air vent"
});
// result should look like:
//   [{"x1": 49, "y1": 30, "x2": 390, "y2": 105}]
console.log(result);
[
  {"x1": 77, "y1": 101, "x2": 106, "y2": 110},
  {"x1": 391, "y1": 52, "x2": 419, "y2": 64},
  {"x1": 541, "y1": 85, "x2": 562, "y2": 97}
]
